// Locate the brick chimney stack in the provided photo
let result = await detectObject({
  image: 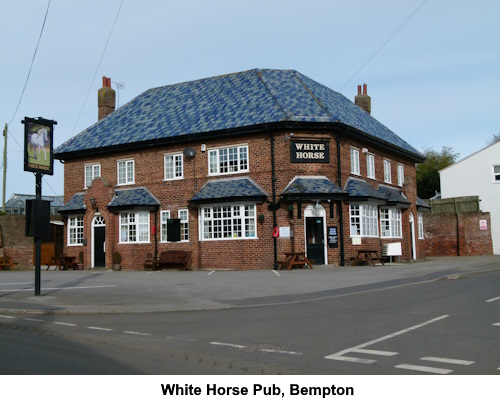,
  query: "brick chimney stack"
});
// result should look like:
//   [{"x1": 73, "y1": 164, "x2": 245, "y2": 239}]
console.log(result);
[
  {"x1": 98, "y1": 76, "x2": 116, "y2": 120},
  {"x1": 355, "y1": 83, "x2": 371, "y2": 115}
]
